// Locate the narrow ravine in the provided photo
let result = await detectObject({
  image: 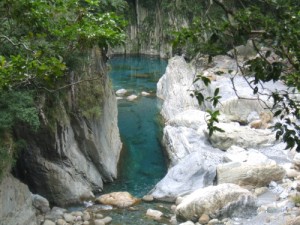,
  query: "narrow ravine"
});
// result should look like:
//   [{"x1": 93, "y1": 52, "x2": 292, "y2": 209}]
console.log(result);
[{"x1": 105, "y1": 55, "x2": 168, "y2": 197}]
